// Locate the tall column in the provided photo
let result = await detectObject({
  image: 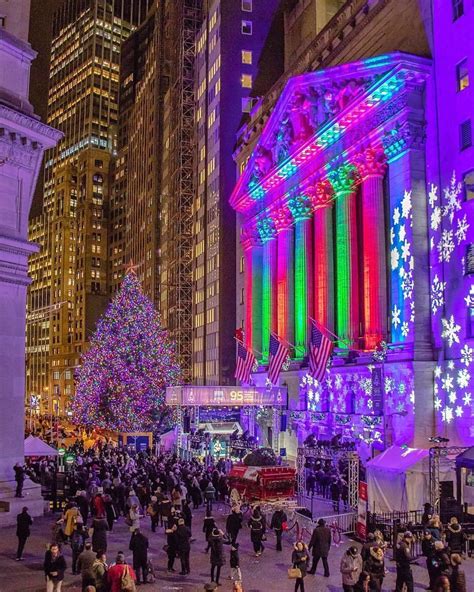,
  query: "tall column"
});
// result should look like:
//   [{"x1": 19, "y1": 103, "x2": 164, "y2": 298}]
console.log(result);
[
  {"x1": 328, "y1": 165, "x2": 360, "y2": 348},
  {"x1": 311, "y1": 180, "x2": 335, "y2": 334},
  {"x1": 274, "y1": 207, "x2": 295, "y2": 348},
  {"x1": 261, "y1": 236, "x2": 277, "y2": 359},
  {"x1": 289, "y1": 194, "x2": 313, "y2": 359},
  {"x1": 356, "y1": 148, "x2": 388, "y2": 350}
]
